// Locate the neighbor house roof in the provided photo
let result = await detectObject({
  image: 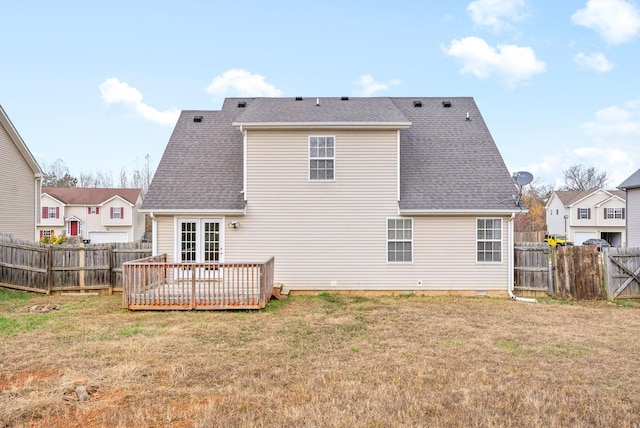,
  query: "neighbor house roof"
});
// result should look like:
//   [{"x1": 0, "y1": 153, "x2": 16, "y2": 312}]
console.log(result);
[
  {"x1": 553, "y1": 189, "x2": 625, "y2": 206},
  {"x1": 43, "y1": 188, "x2": 141, "y2": 205},
  {"x1": 619, "y1": 169, "x2": 640, "y2": 190},
  {"x1": 142, "y1": 97, "x2": 519, "y2": 213}
]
